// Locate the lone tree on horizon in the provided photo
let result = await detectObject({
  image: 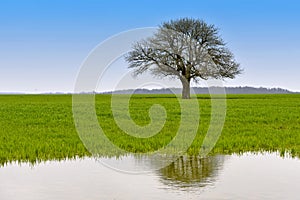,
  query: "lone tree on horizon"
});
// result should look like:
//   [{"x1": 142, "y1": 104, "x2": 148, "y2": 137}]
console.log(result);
[{"x1": 126, "y1": 18, "x2": 242, "y2": 99}]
